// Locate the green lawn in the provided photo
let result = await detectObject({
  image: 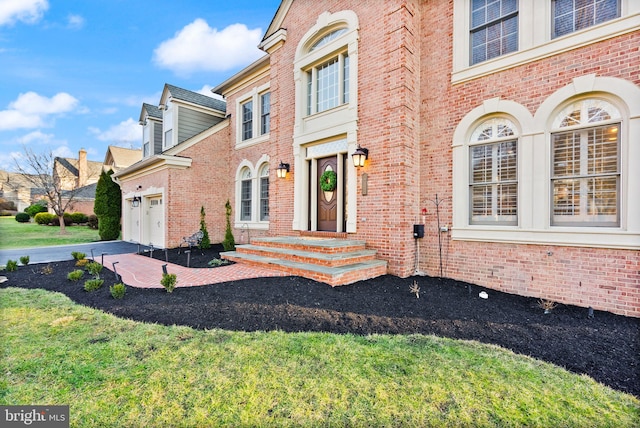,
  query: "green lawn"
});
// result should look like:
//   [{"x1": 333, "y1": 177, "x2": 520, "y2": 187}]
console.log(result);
[
  {"x1": 0, "y1": 216, "x2": 100, "y2": 249},
  {"x1": 1, "y1": 287, "x2": 638, "y2": 427}
]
